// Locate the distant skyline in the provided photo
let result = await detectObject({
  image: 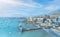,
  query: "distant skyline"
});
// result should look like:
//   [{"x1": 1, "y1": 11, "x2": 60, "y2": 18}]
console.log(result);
[{"x1": 0, "y1": 0, "x2": 60, "y2": 17}]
